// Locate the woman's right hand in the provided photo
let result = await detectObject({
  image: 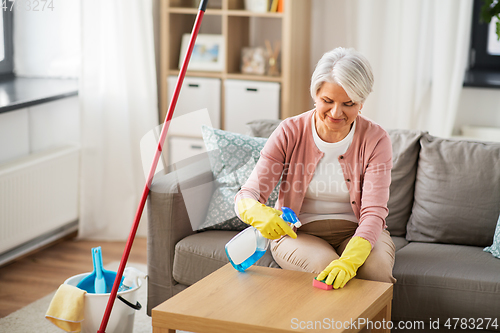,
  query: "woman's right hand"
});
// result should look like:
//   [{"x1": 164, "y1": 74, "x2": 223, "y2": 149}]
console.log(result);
[{"x1": 237, "y1": 198, "x2": 297, "y2": 240}]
